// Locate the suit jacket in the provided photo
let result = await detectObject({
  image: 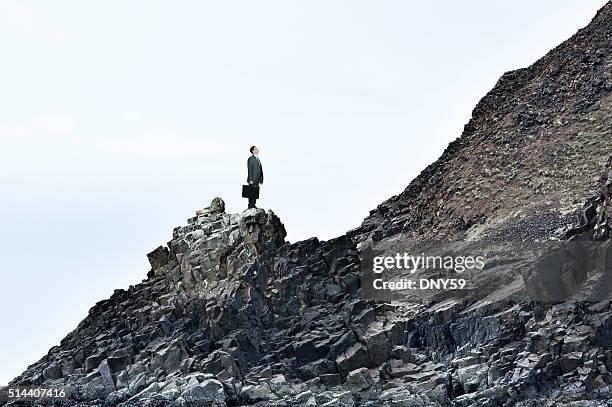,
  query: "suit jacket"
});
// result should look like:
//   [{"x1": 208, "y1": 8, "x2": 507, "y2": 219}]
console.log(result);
[{"x1": 247, "y1": 155, "x2": 264, "y2": 185}]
